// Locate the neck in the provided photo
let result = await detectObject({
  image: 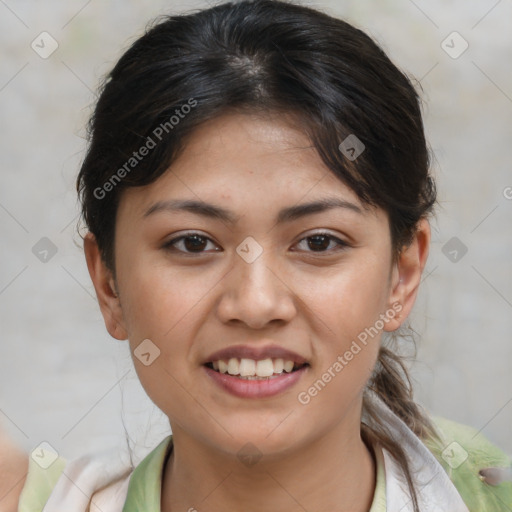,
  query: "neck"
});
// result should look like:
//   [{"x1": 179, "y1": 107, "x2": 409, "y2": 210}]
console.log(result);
[{"x1": 161, "y1": 417, "x2": 376, "y2": 512}]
